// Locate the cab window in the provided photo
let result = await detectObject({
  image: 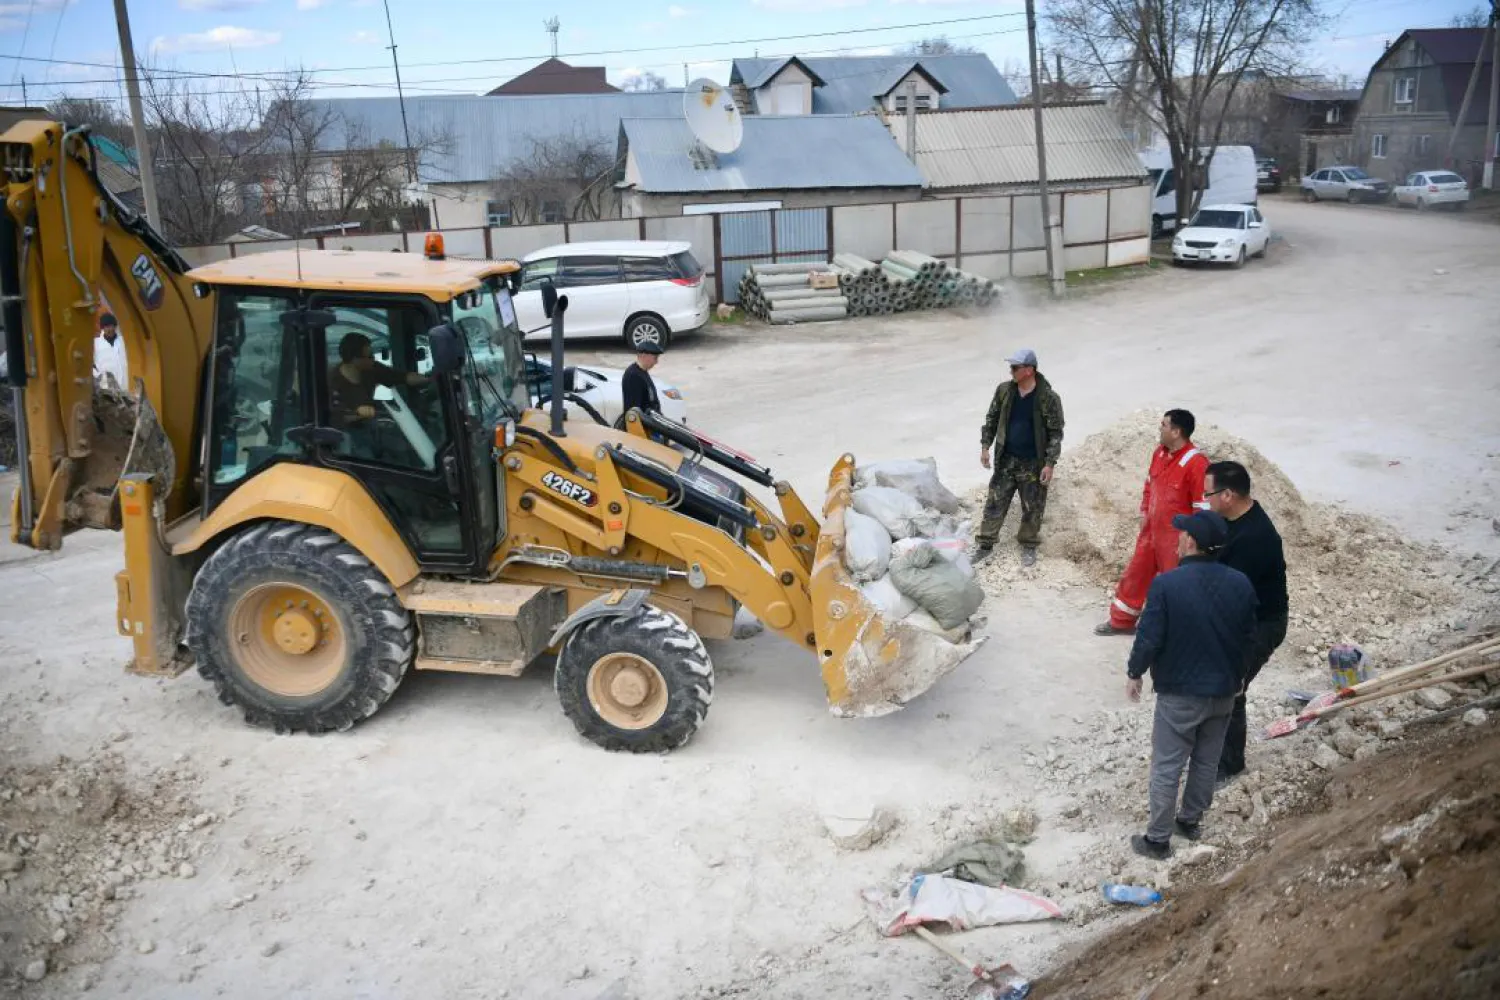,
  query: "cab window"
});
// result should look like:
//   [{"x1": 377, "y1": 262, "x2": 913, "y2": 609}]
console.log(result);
[{"x1": 207, "y1": 292, "x2": 304, "y2": 491}]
